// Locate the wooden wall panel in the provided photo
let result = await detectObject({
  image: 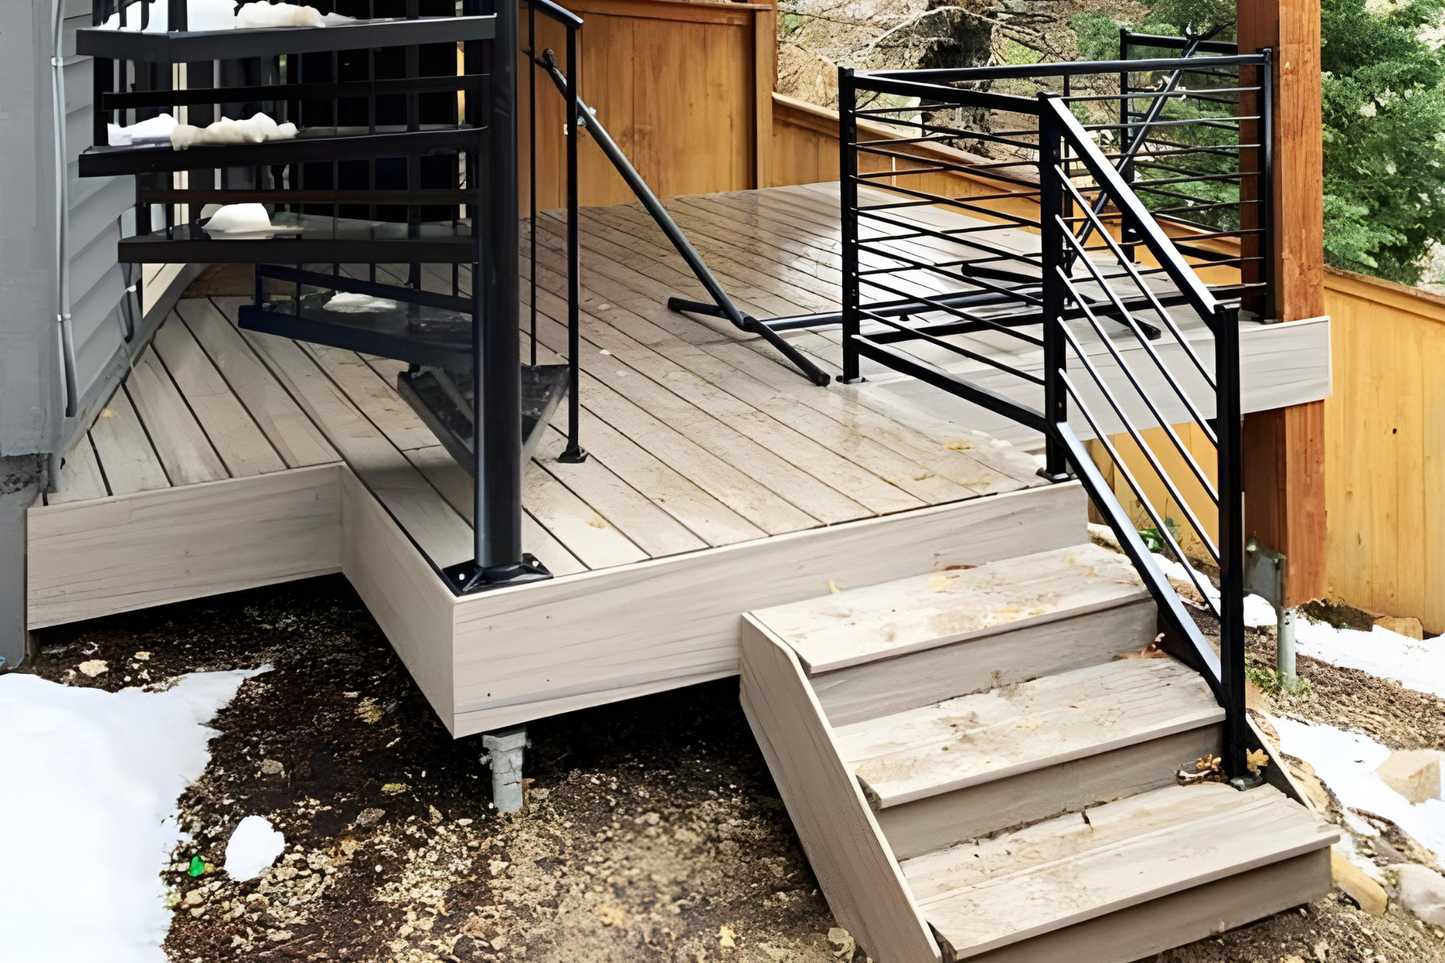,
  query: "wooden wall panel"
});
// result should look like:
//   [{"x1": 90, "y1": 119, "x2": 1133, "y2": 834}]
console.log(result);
[
  {"x1": 521, "y1": 0, "x2": 772, "y2": 210},
  {"x1": 1321, "y1": 268, "x2": 1445, "y2": 632},
  {"x1": 1088, "y1": 270, "x2": 1443, "y2": 633}
]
